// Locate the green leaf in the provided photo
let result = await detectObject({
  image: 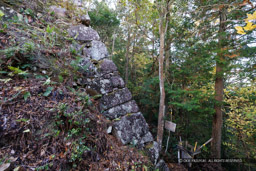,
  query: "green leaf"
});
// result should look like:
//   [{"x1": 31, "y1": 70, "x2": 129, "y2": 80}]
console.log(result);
[
  {"x1": 43, "y1": 87, "x2": 54, "y2": 97},
  {"x1": 8, "y1": 66, "x2": 28, "y2": 76},
  {"x1": 16, "y1": 118, "x2": 30, "y2": 122},
  {"x1": 46, "y1": 25, "x2": 54, "y2": 34},
  {"x1": 43, "y1": 77, "x2": 51, "y2": 85},
  {"x1": 0, "y1": 10, "x2": 4, "y2": 17},
  {"x1": 23, "y1": 91, "x2": 31, "y2": 101}
]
